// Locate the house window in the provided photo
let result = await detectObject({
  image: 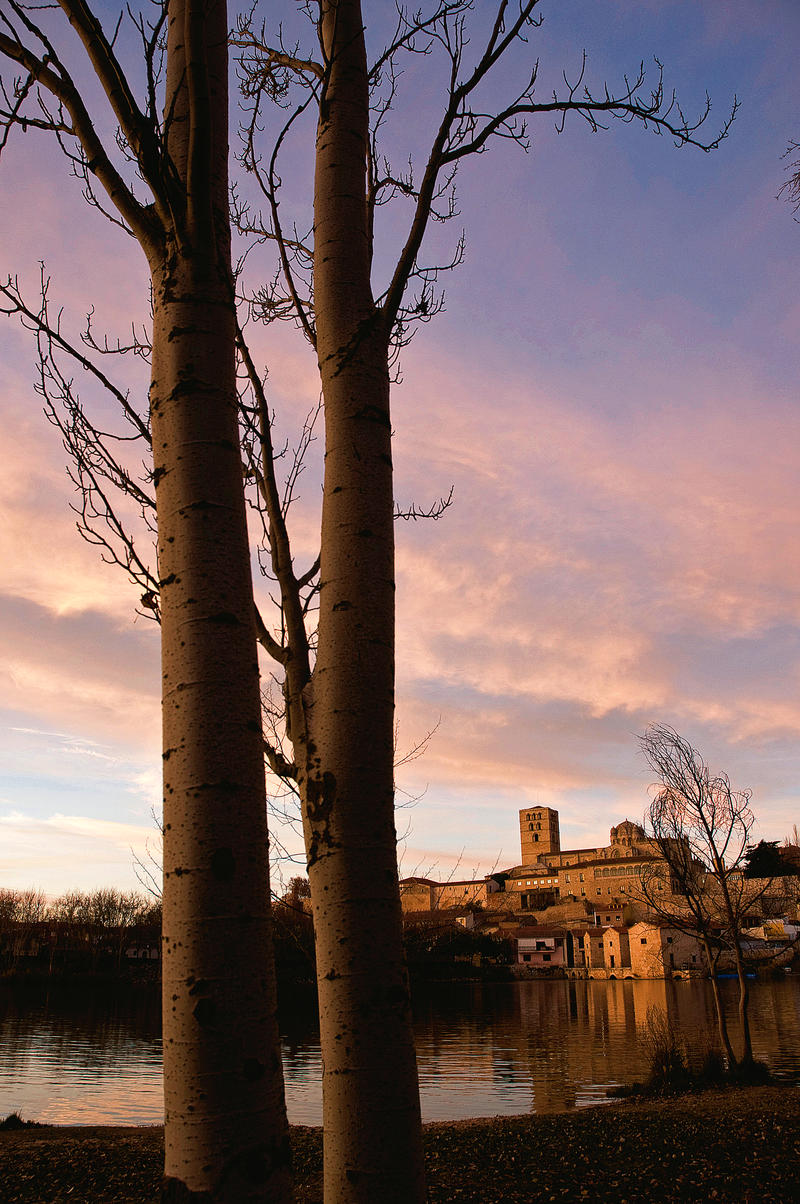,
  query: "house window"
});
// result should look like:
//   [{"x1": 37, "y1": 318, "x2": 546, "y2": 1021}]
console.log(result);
[
  {"x1": 579, "y1": 874, "x2": 584, "y2": 882},
  {"x1": 543, "y1": 954, "x2": 551, "y2": 962},
  {"x1": 605, "y1": 916, "x2": 610, "y2": 923},
  {"x1": 523, "y1": 954, "x2": 531, "y2": 963},
  {"x1": 640, "y1": 939, "x2": 647, "y2": 945},
  {"x1": 565, "y1": 875, "x2": 571, "y2": 883},
  {"x1": 596, "y1": 889, "x2": 602, "y2": 895},
  {"x1": 666, "y1": 937, "x2": 673, "y2": 944}
]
